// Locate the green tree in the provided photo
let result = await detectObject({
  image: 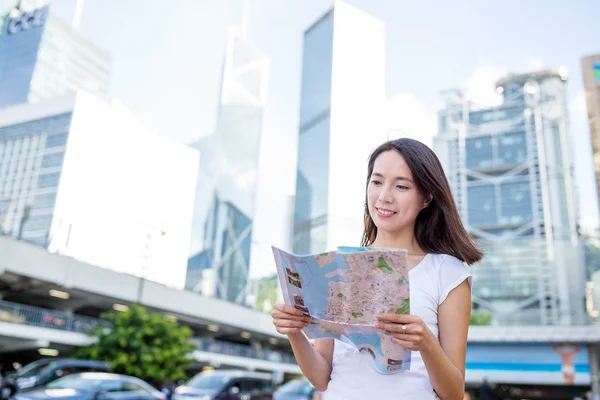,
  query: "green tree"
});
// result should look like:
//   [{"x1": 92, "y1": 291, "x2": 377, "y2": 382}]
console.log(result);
[
  {"x1": 469, "y1": 309, "x2": 493, "y2": 326},
  {"x1": 73, "y1": 305, "x2": 194, "y2": 384},
  {"x1": 255, "y1": 274, "x2": 280, "y2": 313}
]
